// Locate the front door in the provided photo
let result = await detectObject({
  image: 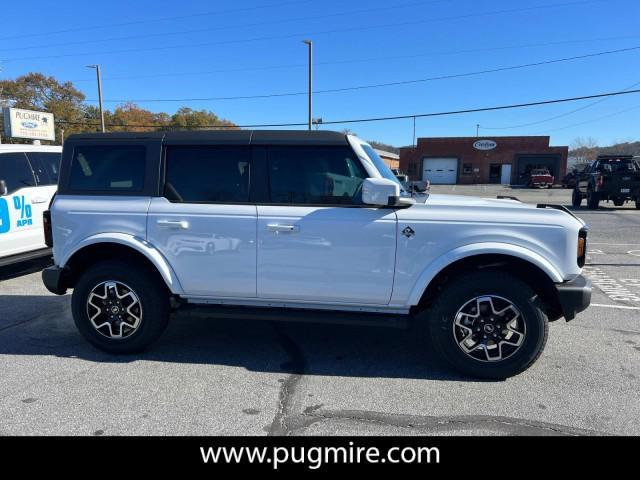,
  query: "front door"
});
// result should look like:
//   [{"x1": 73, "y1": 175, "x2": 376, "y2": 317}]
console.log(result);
[
  {"x1": 147, "y1": 145, "x2": 257, "y2": 297},
  {"x1": 500, "y1": 164, "x2": 512, "y2": 184},
  {"x1": 256, "y1": 145, "x2": 397, "y2": 305}
]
